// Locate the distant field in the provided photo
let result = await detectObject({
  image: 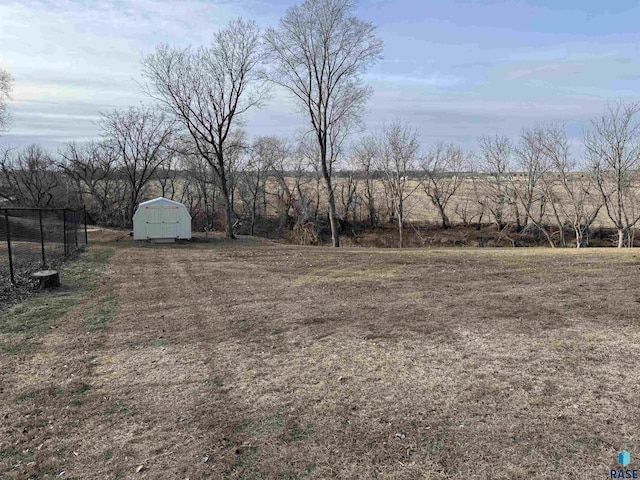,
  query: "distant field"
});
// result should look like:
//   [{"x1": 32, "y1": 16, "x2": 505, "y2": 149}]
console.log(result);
[
  {"x1": 1, "y1": 230, "x2": 640, "y2": 478},
  {"x1": 146, "y1": 174, "x2": 620, "y2": 230},
  {"x1": 316, "y1": 176, "x2": 618, "y2": 228}
]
